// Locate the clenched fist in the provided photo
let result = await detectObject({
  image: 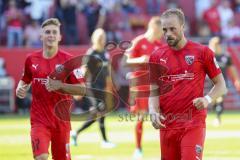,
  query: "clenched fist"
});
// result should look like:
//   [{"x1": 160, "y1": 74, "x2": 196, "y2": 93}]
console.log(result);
[
  {"x1": 193, "y1": 97, "x2": 209, "y2": 110},
  {"x1": 16, "y1": 84, "x2": 30, "y2": 99}
]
